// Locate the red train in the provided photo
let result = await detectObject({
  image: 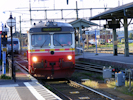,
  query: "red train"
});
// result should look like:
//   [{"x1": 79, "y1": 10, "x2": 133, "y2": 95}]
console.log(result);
[{"x1": 27, "y1": 21, "x2": 75, "y2": 79}]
